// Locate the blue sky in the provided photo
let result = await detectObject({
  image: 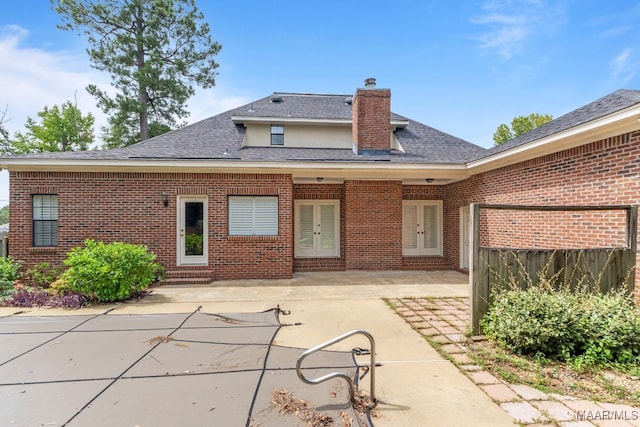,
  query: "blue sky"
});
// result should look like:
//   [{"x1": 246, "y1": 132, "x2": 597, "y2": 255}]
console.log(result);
[{"x1": 1, "y1": 0, "x2": 640, "y2": 207}]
